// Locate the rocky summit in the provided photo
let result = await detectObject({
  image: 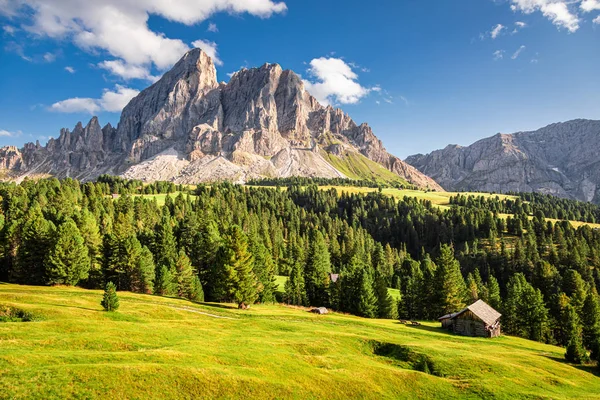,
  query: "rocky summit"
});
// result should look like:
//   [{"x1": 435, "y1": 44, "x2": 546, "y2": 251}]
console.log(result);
[
  {"x1": 405, "y1": 119, "x2": 600, "y2": 203},
  {"x1": 0, "y1": 49, "x2": 441, "y2": 190}
]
